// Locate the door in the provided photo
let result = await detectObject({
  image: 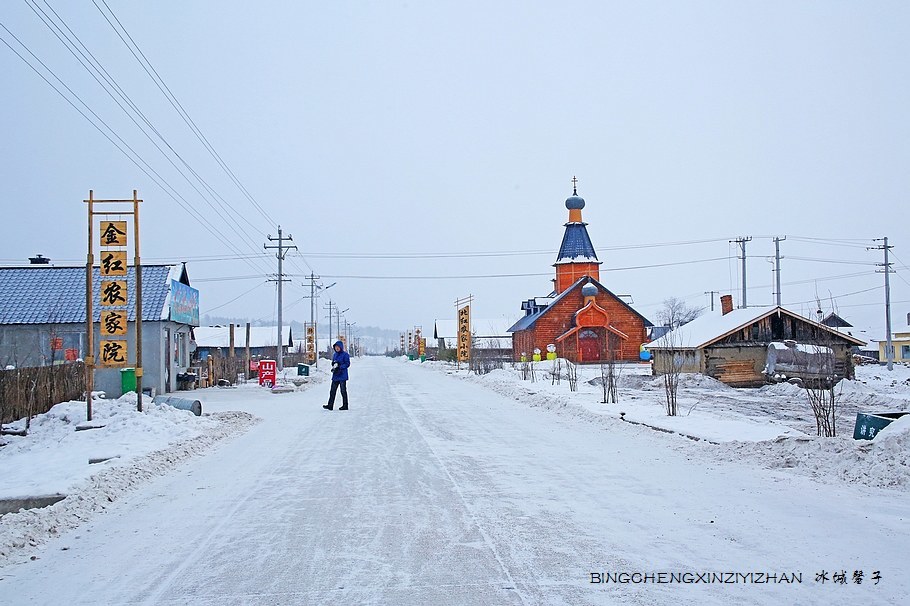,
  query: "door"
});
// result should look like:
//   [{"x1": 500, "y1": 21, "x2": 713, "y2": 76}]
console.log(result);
[{"x1": 578, "y1": 329, "x2": 601, "y2": 362}]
